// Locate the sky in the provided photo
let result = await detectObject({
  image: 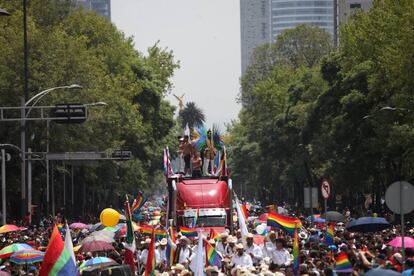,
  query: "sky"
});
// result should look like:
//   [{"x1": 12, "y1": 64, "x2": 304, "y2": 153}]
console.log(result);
[{"x1": 111, "y1": 0, "x2": 241, "y2": 128}]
